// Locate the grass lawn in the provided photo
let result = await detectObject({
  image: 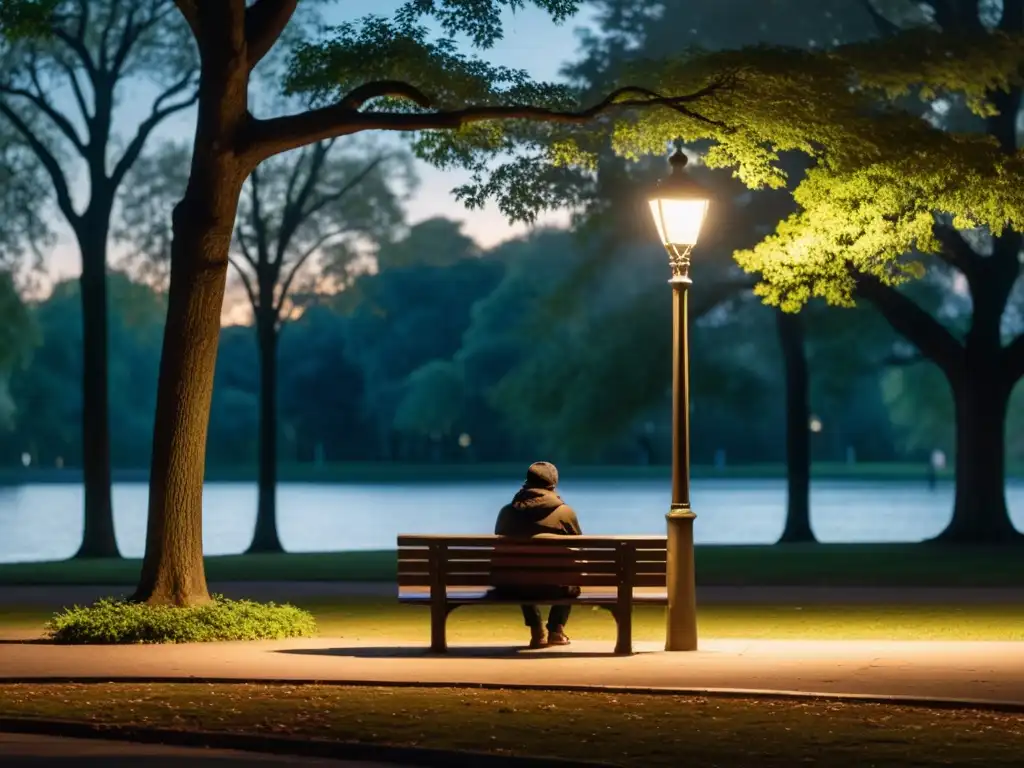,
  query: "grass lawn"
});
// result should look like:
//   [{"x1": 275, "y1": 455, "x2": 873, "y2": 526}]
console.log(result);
[
  {"x1": 1, "y1": 543, "x2": 1023, "y2": 587},
  {"x1": 305, "y1": 599, "x2": 1024, "y2": 642},
  {"x1": 5, "y1": 599, "x2": 1024, "y2": 642},
  {"x1": 0, "y1": 683, "x2": 1021, "y2": 766}
]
